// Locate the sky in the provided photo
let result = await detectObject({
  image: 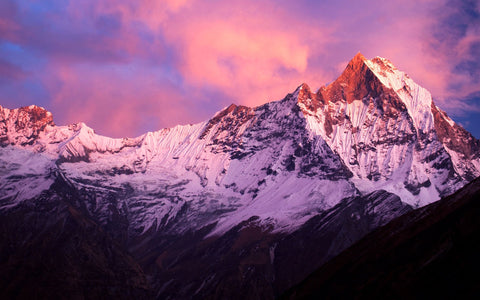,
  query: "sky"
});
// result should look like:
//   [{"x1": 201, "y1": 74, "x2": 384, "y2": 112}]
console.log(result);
[{"x1": 0, "y1": 0, "x2": 479, "y2": 138}]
